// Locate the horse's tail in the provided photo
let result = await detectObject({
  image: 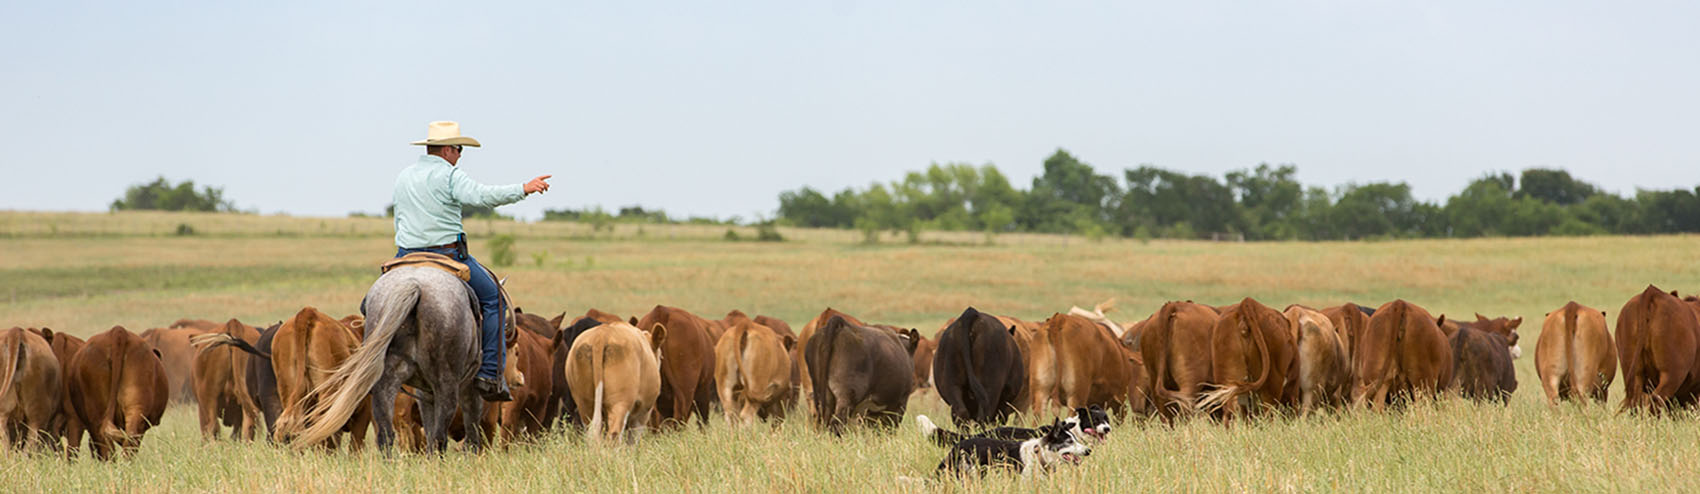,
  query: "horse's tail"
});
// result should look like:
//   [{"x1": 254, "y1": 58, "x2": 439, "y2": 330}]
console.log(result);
[
  {"x1": 290, "y1": 277, "x2": 420, "y2": 449},
  {"x1": 586, "y1": 342, "x2": 607, "y2": 444},
  {"x1": 191, "y1": 333, "x2": 271, "y2": 360}
]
